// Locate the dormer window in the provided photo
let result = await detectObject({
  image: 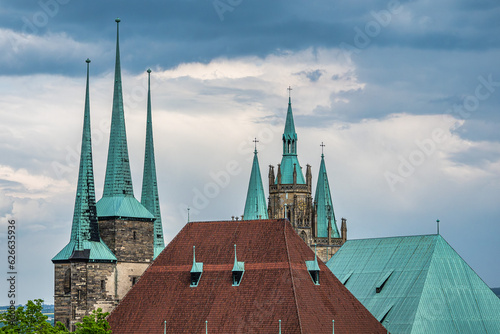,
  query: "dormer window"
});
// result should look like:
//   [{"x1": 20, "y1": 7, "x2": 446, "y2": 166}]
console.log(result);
[
  {"x1": 232, "y1": 244, "x2": 245, "y2": 286},
  {"x1": 305, "y1": 244, "x2": 320, "y2": 285},
  {"x1": 190, "y1": 246, "x2": 203, "y2": 287}
]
